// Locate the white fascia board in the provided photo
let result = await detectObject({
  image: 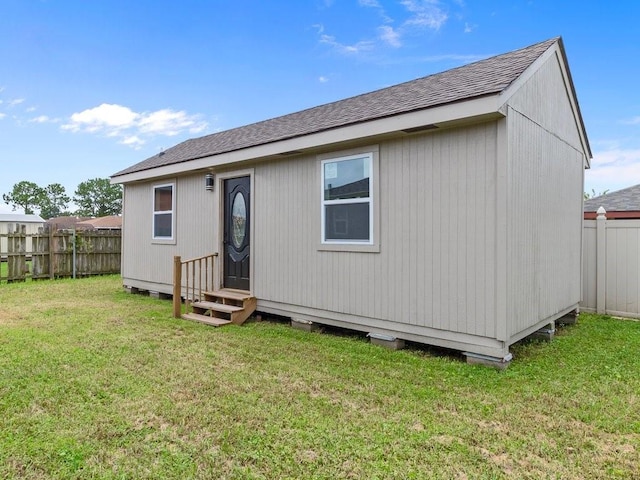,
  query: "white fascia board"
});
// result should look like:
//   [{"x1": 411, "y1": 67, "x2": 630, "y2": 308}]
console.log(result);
[{"x1": 112, "y1": 94, "x2": 503, "y2": 185}]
